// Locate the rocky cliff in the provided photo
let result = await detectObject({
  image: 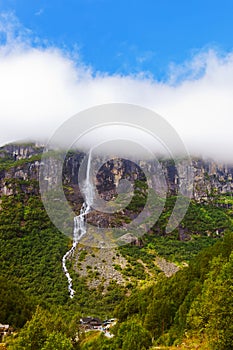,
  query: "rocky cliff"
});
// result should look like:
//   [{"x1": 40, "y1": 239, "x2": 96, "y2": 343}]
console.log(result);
[
  {"x1": 1, "y1": 142, "x2": 233, "y2": 205},
  {"x1": 1, "y1": 142, "x2": 232, "y2": 288}
]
